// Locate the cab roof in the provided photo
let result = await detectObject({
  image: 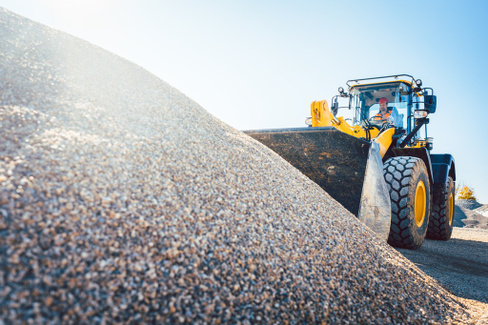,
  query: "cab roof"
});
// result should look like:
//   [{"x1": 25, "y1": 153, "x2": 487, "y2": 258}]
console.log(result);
[{"x1": 347, "y1": 74, "x2": 419, "y2": 90}]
